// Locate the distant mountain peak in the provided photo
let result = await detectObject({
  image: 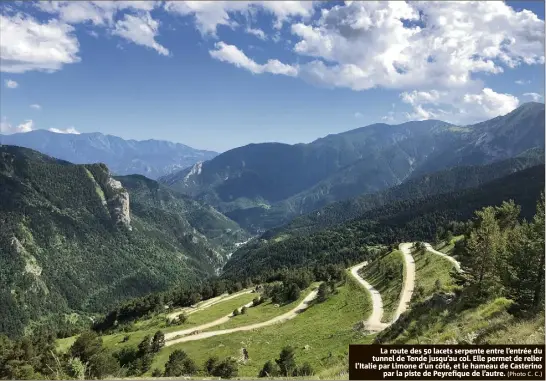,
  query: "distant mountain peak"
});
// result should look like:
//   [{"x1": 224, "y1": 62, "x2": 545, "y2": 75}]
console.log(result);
[{"x1": 0, "y1": 130, "x2": 218, "y2": 179}]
